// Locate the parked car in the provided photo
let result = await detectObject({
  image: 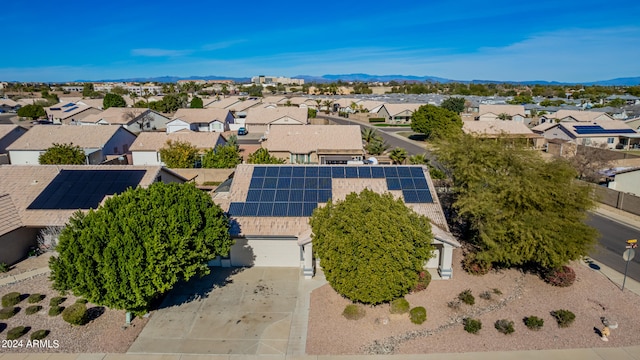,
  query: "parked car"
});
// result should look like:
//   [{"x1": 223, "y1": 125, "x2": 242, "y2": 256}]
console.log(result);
[{"x1": 238, "y1": 127, "x2": 248, "y2": 135}]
